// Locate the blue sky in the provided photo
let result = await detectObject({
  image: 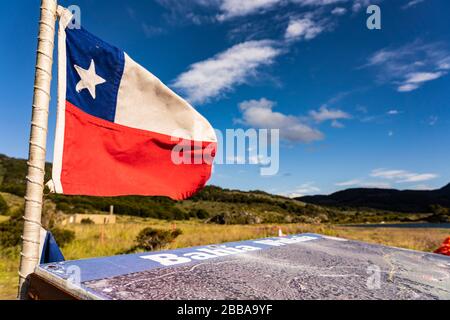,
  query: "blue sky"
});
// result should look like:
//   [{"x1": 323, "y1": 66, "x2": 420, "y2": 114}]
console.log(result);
[{"x1": 0, "y1": 0, "x2": 449, "y2": 197}]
